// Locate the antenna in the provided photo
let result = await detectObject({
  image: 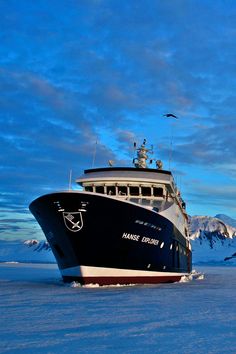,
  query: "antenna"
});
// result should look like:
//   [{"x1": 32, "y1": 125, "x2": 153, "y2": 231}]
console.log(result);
[
  {"x1": 169, "y1": 139, "x2": 173, "y2": 170},
  {"x1": 68, "y1": 169, "x2": 72, "y2": 191},
  {"x1": 133, "y1": 141, "x2": 137, "y2": 160},
  {"x1": 168, "y1": 121, "x2": 174, "y2": 170},
  {"x1": 92, "y1": 139, "x2": 97, "y2": 168}
]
